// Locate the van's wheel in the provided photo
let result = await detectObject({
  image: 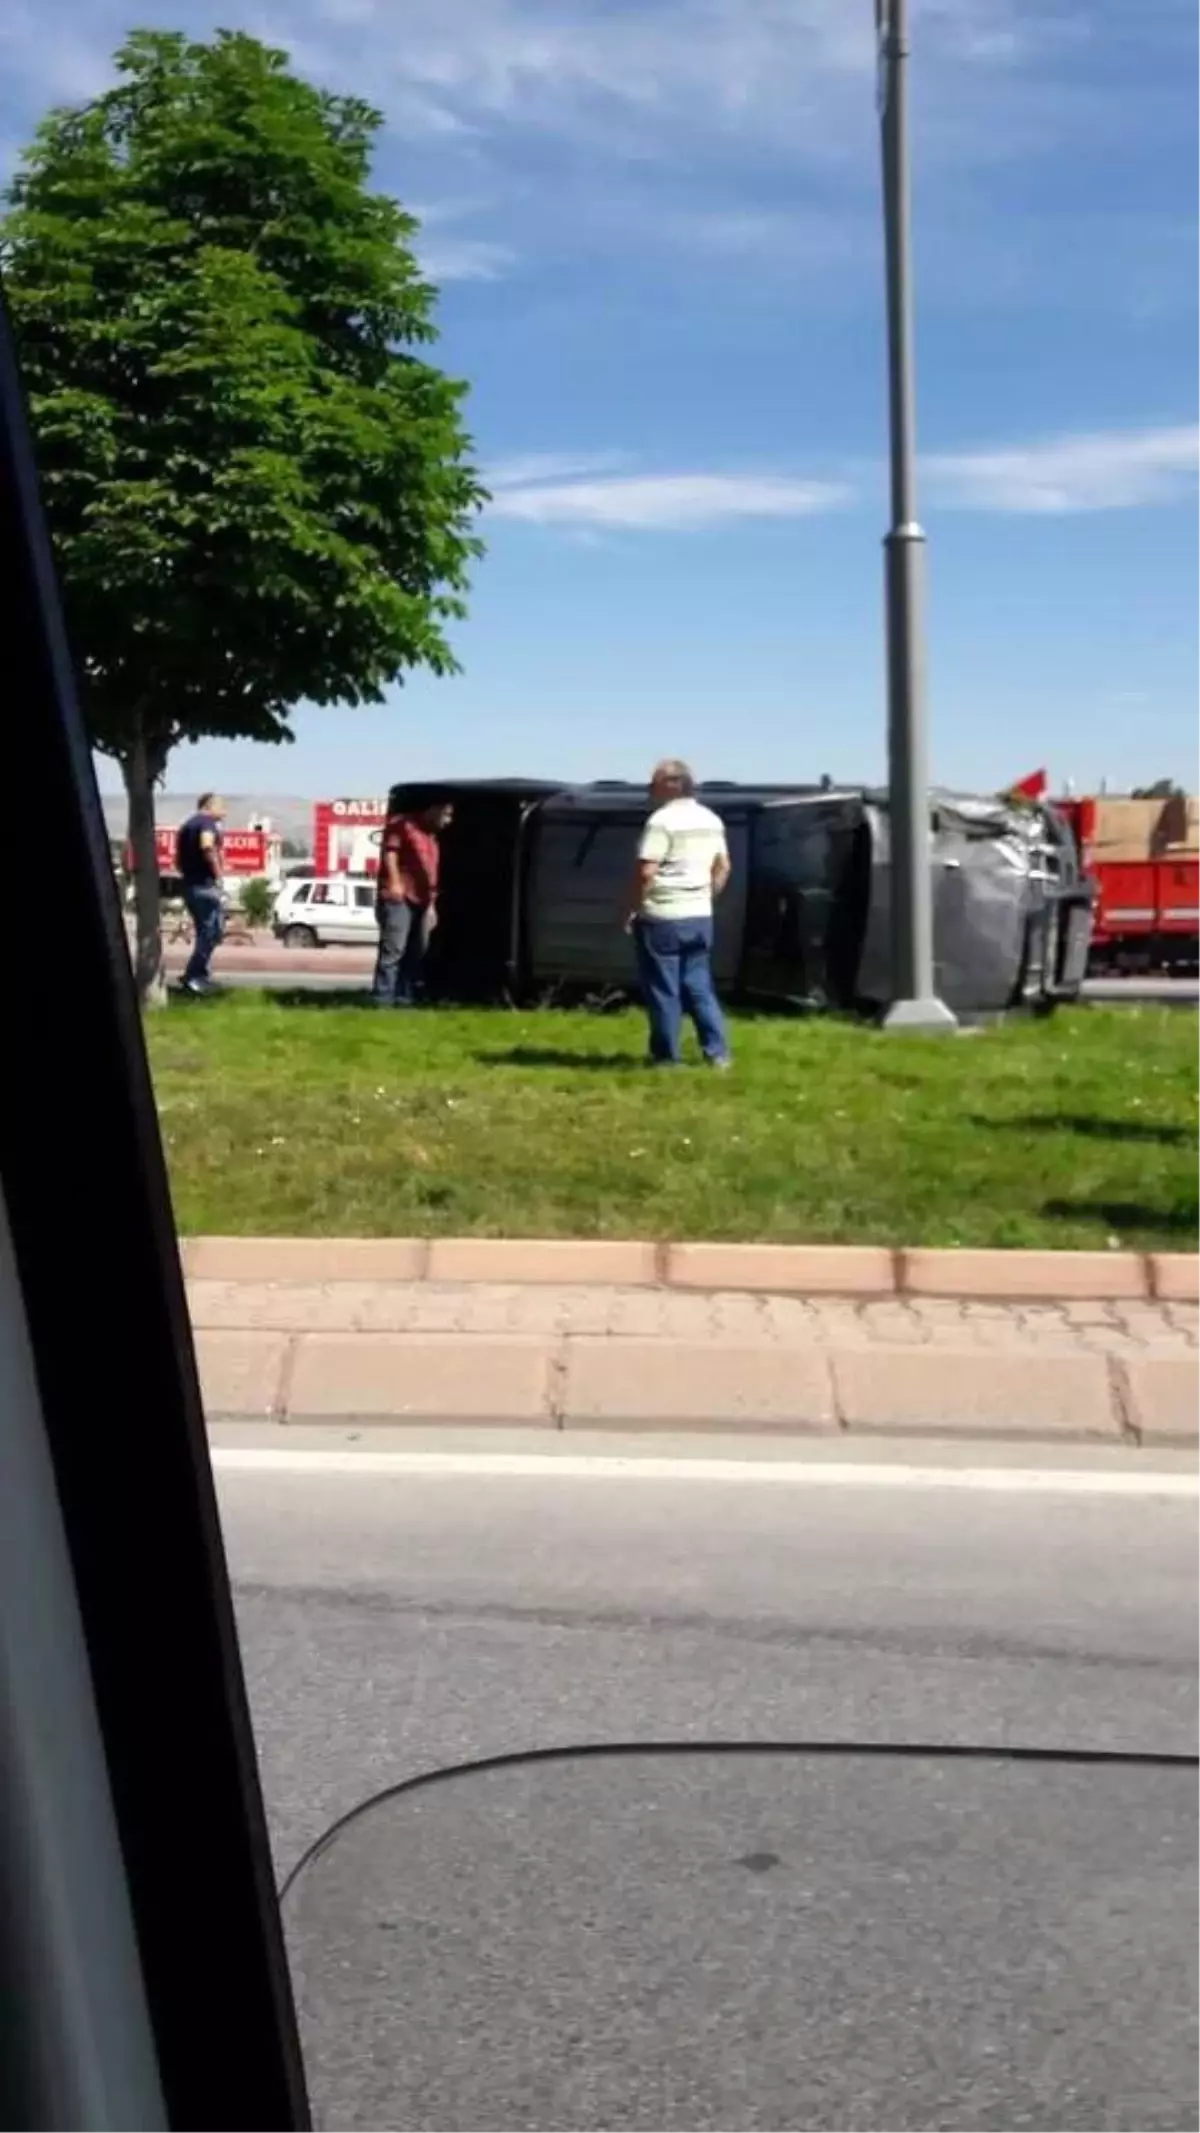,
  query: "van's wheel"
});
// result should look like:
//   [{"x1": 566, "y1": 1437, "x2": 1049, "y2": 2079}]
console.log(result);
[{"x1": 282, "y1": 924, "x2": 319, "y2": 949}]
